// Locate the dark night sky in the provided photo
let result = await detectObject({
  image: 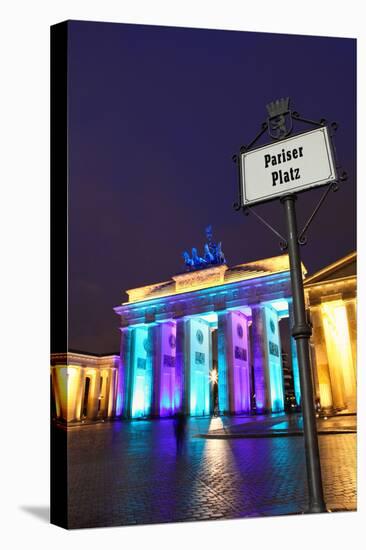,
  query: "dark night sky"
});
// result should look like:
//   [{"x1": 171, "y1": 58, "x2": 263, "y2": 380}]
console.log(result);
[{"x1": 67, "y1": 21, "x2": 356, "y2": 354}]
